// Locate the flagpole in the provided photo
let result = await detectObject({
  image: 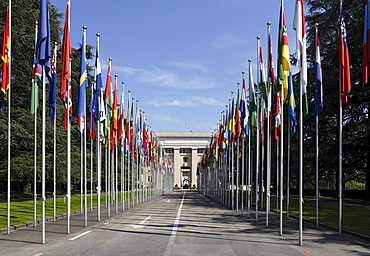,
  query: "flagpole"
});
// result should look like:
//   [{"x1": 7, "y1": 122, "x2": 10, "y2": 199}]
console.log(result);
[
  {"x1": 256, "y1": 37, "x2": 261, "y2": 222},
  {"x1": 121, "y1": 82, "x2": 125, "y2": 211},
  {"x1": 136, "y1": 100, "x2": 140, "y2": 207},
  {"x1": 52, "y1": 41, "x2": 57, "y2": 222},
  {"x1": 339, "y1": 0, "x2": 344, "y2": 236},
  {"x1": 247, "y1": 63, "x2": 251, "y2": 217},
  {"x1": 97, "y1": 84, "x2": 102, "y2": 221},
  {"x1": 127, "y1": 91, "x2": 131, "y2": 209},
  {"x1": 6, "y1": 0, "x2": 11, "y2": 236},
  {"x1": 41, "y1": 65, "x2": 46, "y2": 244},
  {"x1": 266, "y1": 21, "x2": 272, "y2": 228},
  {"x1": 279, "y1": 72, "x2": 284, "y2": 237},
  {"x1": 33, "y1": 21, "x2": 38, "y2": 228},
  {"x1": 67, "y1": 65, "x2": 71, "y2": 235}
]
